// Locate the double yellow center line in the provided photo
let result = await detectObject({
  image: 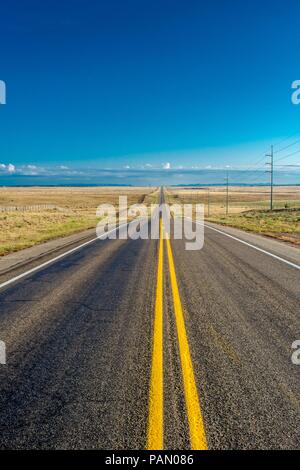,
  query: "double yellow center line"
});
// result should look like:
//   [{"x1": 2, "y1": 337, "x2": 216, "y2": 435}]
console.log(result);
[
  {"x1": 147, "y1": 219, "x2": 164, "y2": 449},
  {"x1": 147, "y1": 219, "x2": 208, "y2": 450}
]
